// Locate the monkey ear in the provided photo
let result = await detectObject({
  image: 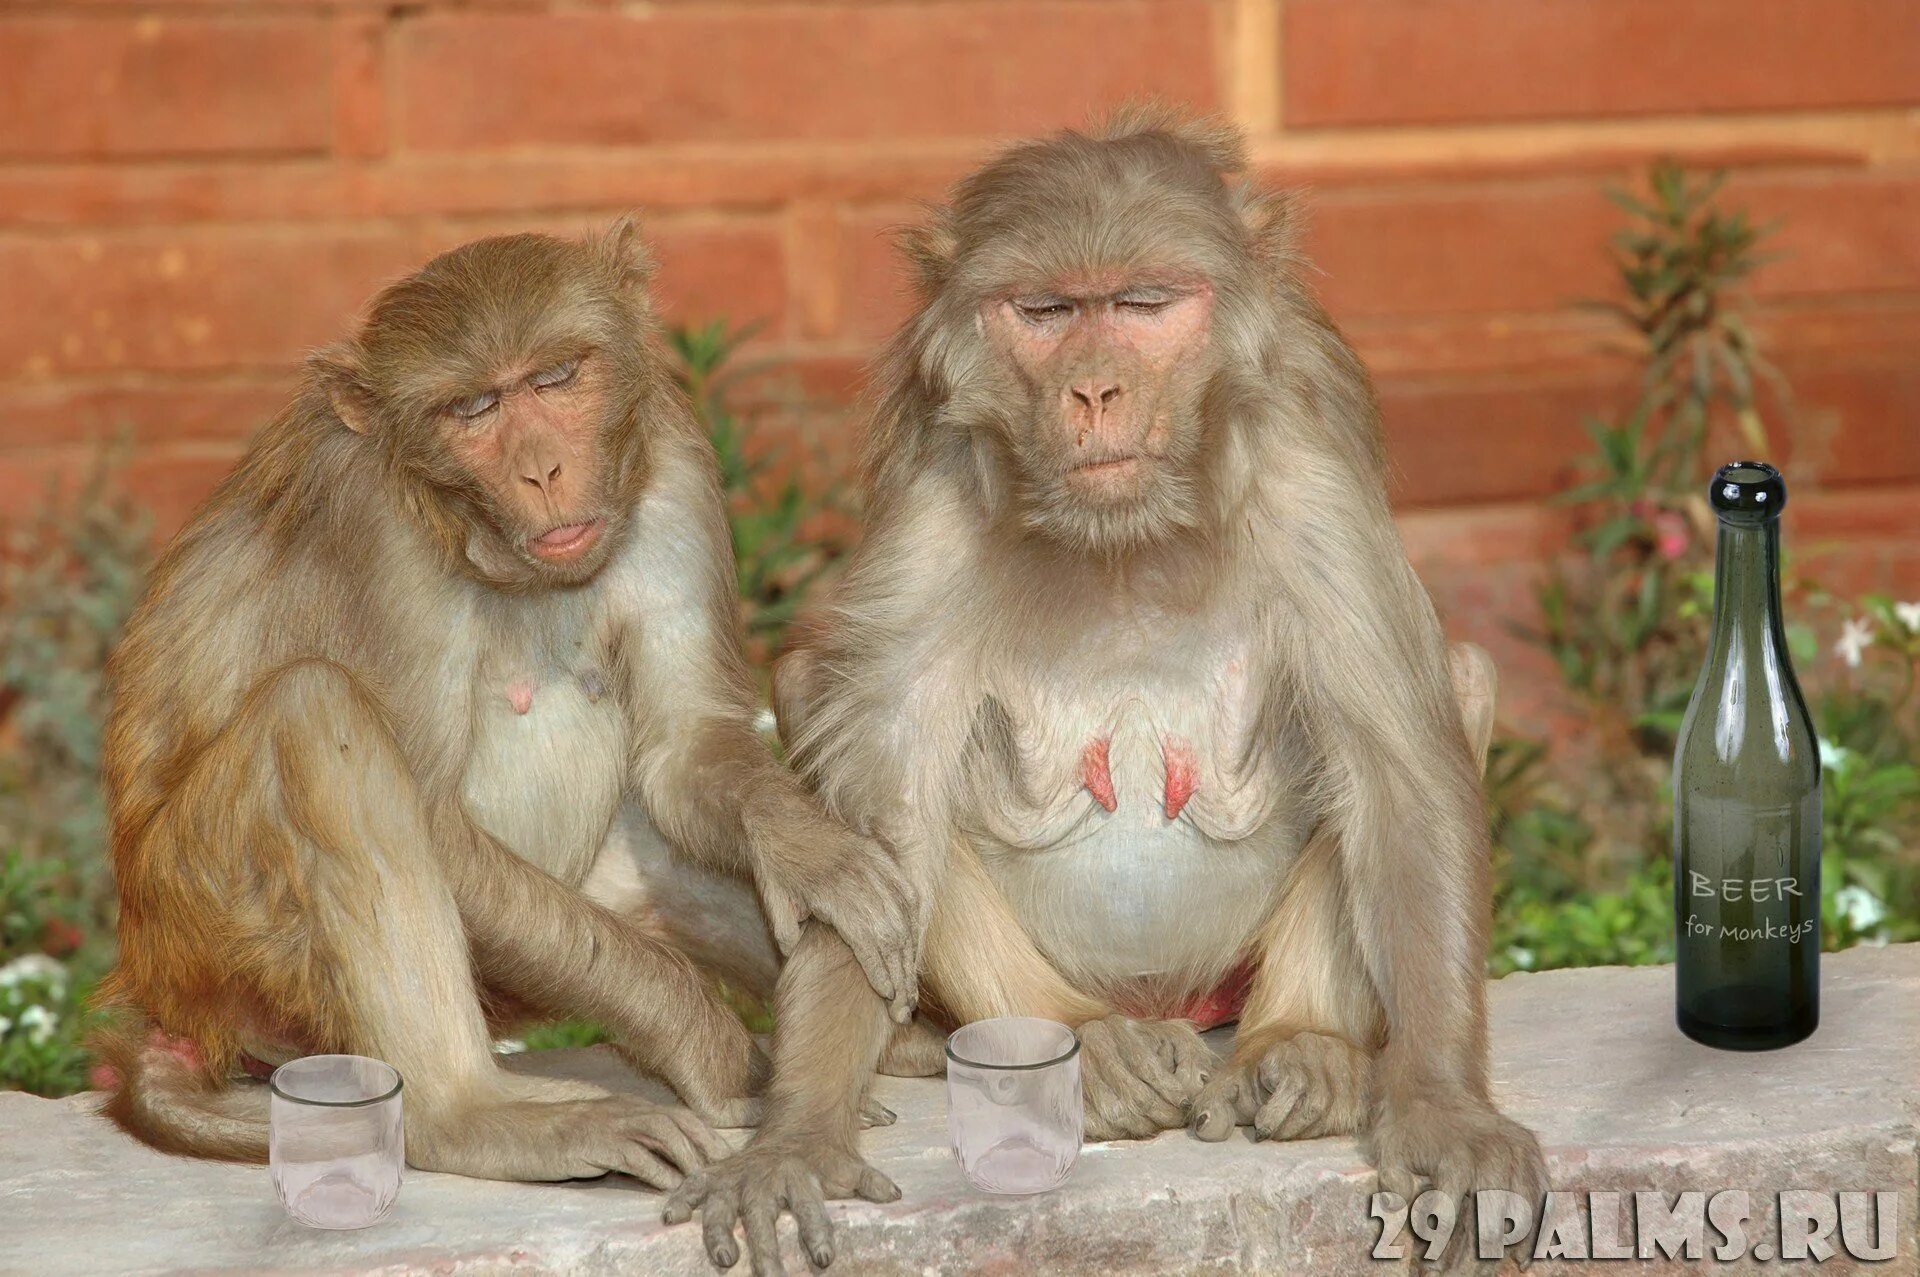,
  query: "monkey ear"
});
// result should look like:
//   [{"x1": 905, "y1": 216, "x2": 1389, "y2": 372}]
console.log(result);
[
  {"x1": 896, "y1": 210, "x2": 958, "y2": 298},
  {"x1": 1237, "y1": 188, "x2": 1303, "y2": 273},
  {"x1": 598, "y1": 213, "x2": 658, "y2": 292},
  {"x1": 308, "y1": 345, "x2": 376, "y2": 435}
]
